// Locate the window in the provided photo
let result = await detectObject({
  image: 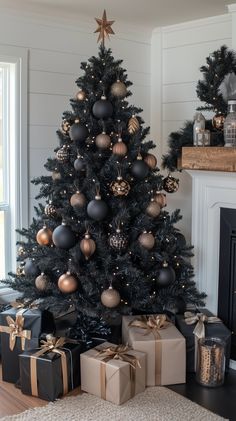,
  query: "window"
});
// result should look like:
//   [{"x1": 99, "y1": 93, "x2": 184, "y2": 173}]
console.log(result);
[{"x1": 0, "y1": 46, "x2": 28, "y2": 294}]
